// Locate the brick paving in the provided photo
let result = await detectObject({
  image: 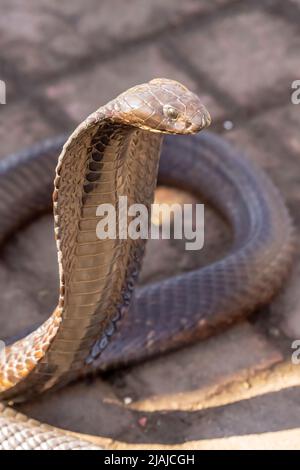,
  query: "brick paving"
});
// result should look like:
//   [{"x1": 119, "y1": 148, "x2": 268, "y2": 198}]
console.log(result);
[{"x1": 1, "y1": 0, "x2": 300, "y2": 449}]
